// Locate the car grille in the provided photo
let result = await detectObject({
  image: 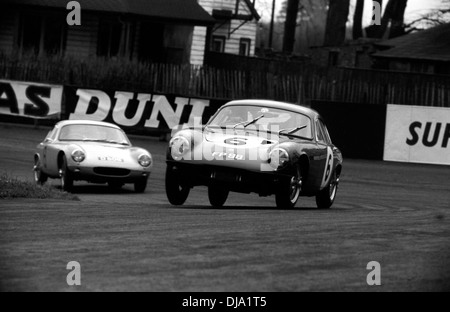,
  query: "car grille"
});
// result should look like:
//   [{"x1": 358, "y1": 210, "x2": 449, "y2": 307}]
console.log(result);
[{"x1": 93, "y1": 167, "x2": 131, "y2": 177}]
